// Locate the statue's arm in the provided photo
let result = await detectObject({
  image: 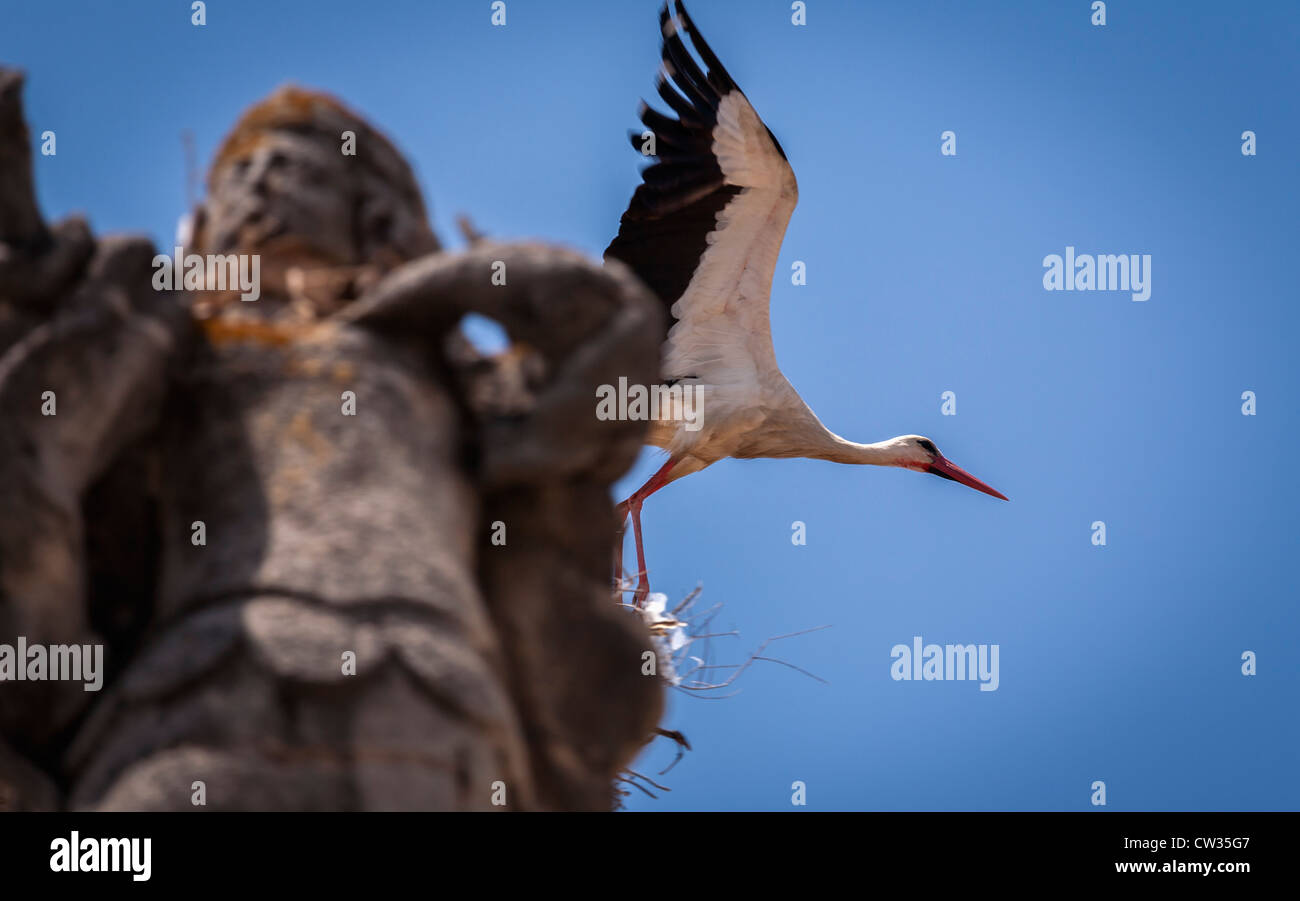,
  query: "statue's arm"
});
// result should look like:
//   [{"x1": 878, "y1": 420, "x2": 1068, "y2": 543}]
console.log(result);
[
  {"x1": 341, "y1": 241, "x2": 662, "y2": 486},
  {"x1": 0, "y1": 71, "x2": 193, "y2": 803}
]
